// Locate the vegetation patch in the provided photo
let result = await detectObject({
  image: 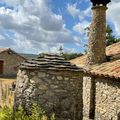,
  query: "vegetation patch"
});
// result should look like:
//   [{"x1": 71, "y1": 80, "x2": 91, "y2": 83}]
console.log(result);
[{"x1": 0, "y1": 104, "x2": 56, "y2": 120}]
